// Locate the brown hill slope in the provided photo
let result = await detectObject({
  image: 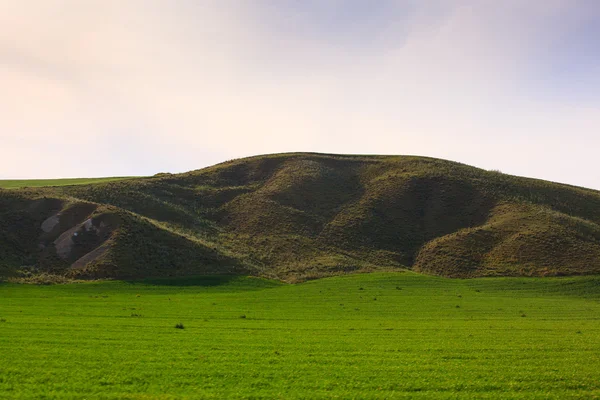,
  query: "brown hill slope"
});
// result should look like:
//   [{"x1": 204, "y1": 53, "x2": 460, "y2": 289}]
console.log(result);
[{"x1": 2, "y1": 153, "x2": 600, "y2": 281}]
